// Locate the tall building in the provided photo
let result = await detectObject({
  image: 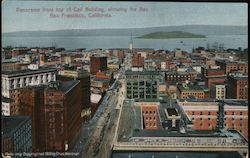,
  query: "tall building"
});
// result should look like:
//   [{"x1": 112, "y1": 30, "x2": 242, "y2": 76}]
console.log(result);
[
  {"x1": 7, "y1": 81, "x2": 82, "y2": 152},
  {"x1": 40, "y1": 81, "x2": 82, "y2": 152},
  {"x1": 125, "y1": 70, "x2": 162, "y2": 102},
  {"x1": 2, "y1": 116, "x2": 32, "y2": 155},
  {"x1": 90, "y1": 55, "x2": 107, "y2": 75},
  {"x1": 58, "y1": 68, "x2": 91, "y2": 121},
  {"x1": 227, "y1": 74, "x2": 248, "y2": 99}
]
